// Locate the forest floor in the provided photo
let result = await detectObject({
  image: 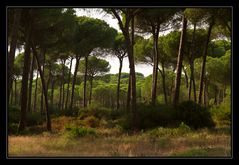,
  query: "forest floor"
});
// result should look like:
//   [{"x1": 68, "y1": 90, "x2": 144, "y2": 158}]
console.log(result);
[{"x1": 8, "y1": 116, "x2": 231, "y2": 157}]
